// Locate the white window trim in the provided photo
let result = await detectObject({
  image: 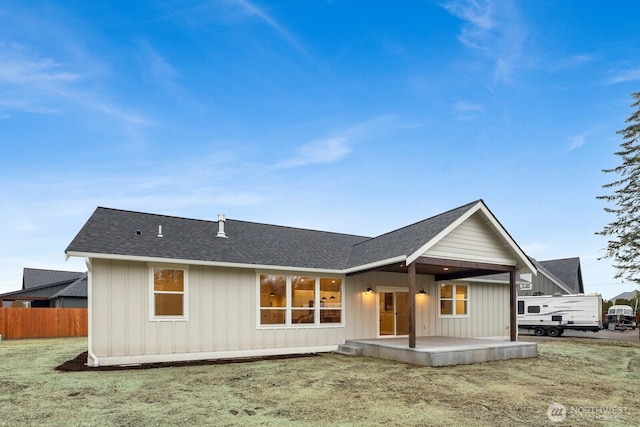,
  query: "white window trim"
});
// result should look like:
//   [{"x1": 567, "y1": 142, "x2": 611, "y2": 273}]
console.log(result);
[
  {"x1": 149, "y1": 264, "x2": 189, "y2": 322},
  {"x1": 438, "y1": 282, "x2": 470, "y2": 318},
  {"x1": 256, "y1": 272, "x2": 344, "y2": 329}
]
